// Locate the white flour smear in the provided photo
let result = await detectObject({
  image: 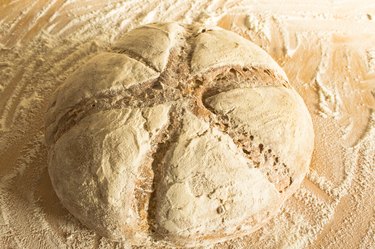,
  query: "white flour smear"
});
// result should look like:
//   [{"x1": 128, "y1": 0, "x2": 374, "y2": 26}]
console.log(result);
[{"x1": 0, "y1": 0, "x2": 374, "y2": 248}]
